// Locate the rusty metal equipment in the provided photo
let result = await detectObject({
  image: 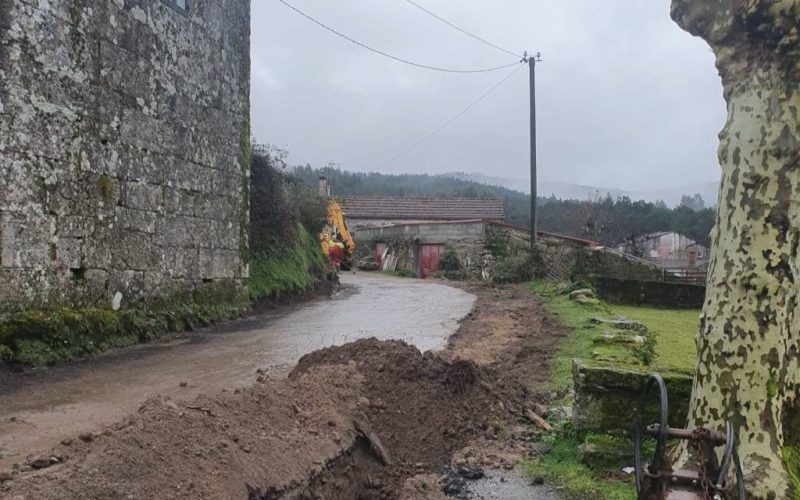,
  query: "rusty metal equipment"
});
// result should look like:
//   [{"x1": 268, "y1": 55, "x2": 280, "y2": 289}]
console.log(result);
[{"x1": 634, "y1": 374, "x2": 745, "y2": 500}]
